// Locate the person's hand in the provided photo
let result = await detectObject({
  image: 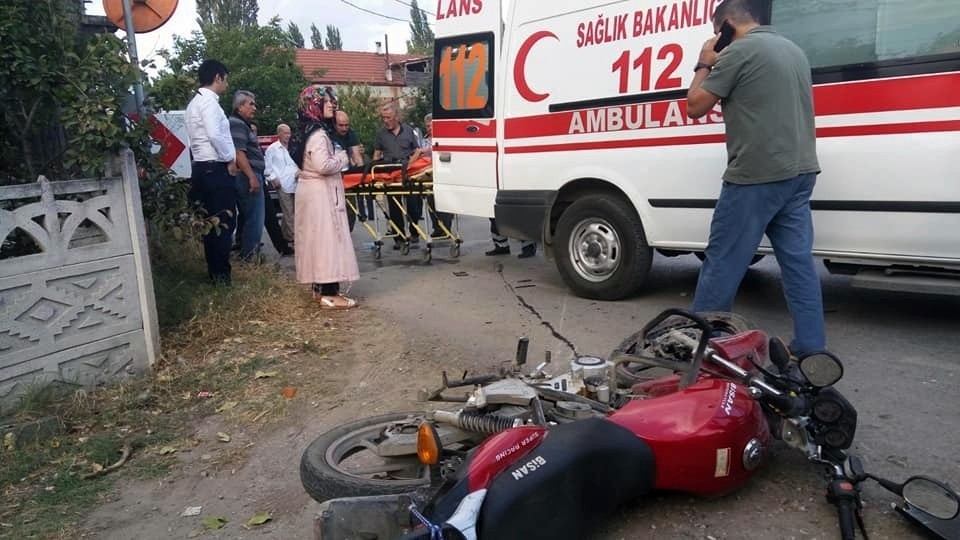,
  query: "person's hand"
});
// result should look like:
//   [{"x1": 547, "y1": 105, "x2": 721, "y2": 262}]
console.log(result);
[
  {"x1": 227, "y1": 160, "x2": 238, "y2": 176},
  {"x1": 248, "y1": 176, "x2": 260, "y2": 193},
  {"x1": 270, "y1": 179, "x2": 281, "y2": 190},
  {"x1": 699, "y1": 36, "x2": 719, "y2": 66}
]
